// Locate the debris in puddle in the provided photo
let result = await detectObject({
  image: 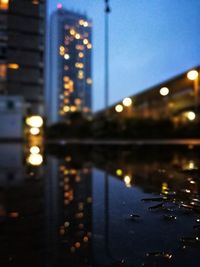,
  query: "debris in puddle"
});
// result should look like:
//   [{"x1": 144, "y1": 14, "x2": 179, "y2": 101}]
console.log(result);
[
  {"x1": 163, "y1": 214, "x2": 177, "y2": 221},
  {"x1": 145, "y1": 251, "x2": 172, "y2": 259}
]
